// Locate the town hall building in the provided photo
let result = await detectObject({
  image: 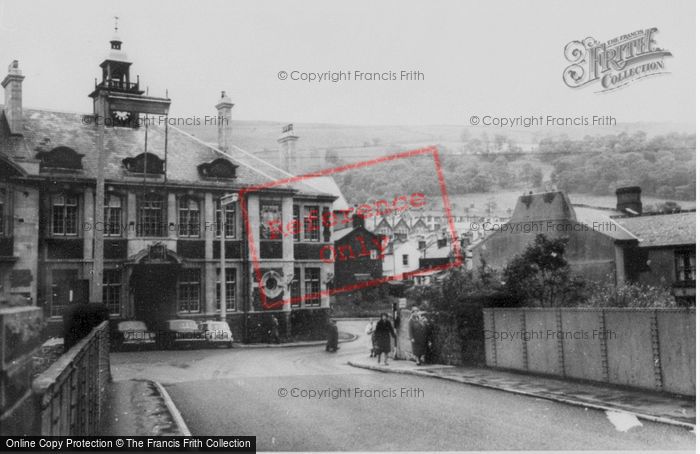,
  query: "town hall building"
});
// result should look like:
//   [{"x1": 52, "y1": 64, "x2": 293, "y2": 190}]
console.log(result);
[{"x1": 0, "y1": 33, "x2": 336, "y2": 340}]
